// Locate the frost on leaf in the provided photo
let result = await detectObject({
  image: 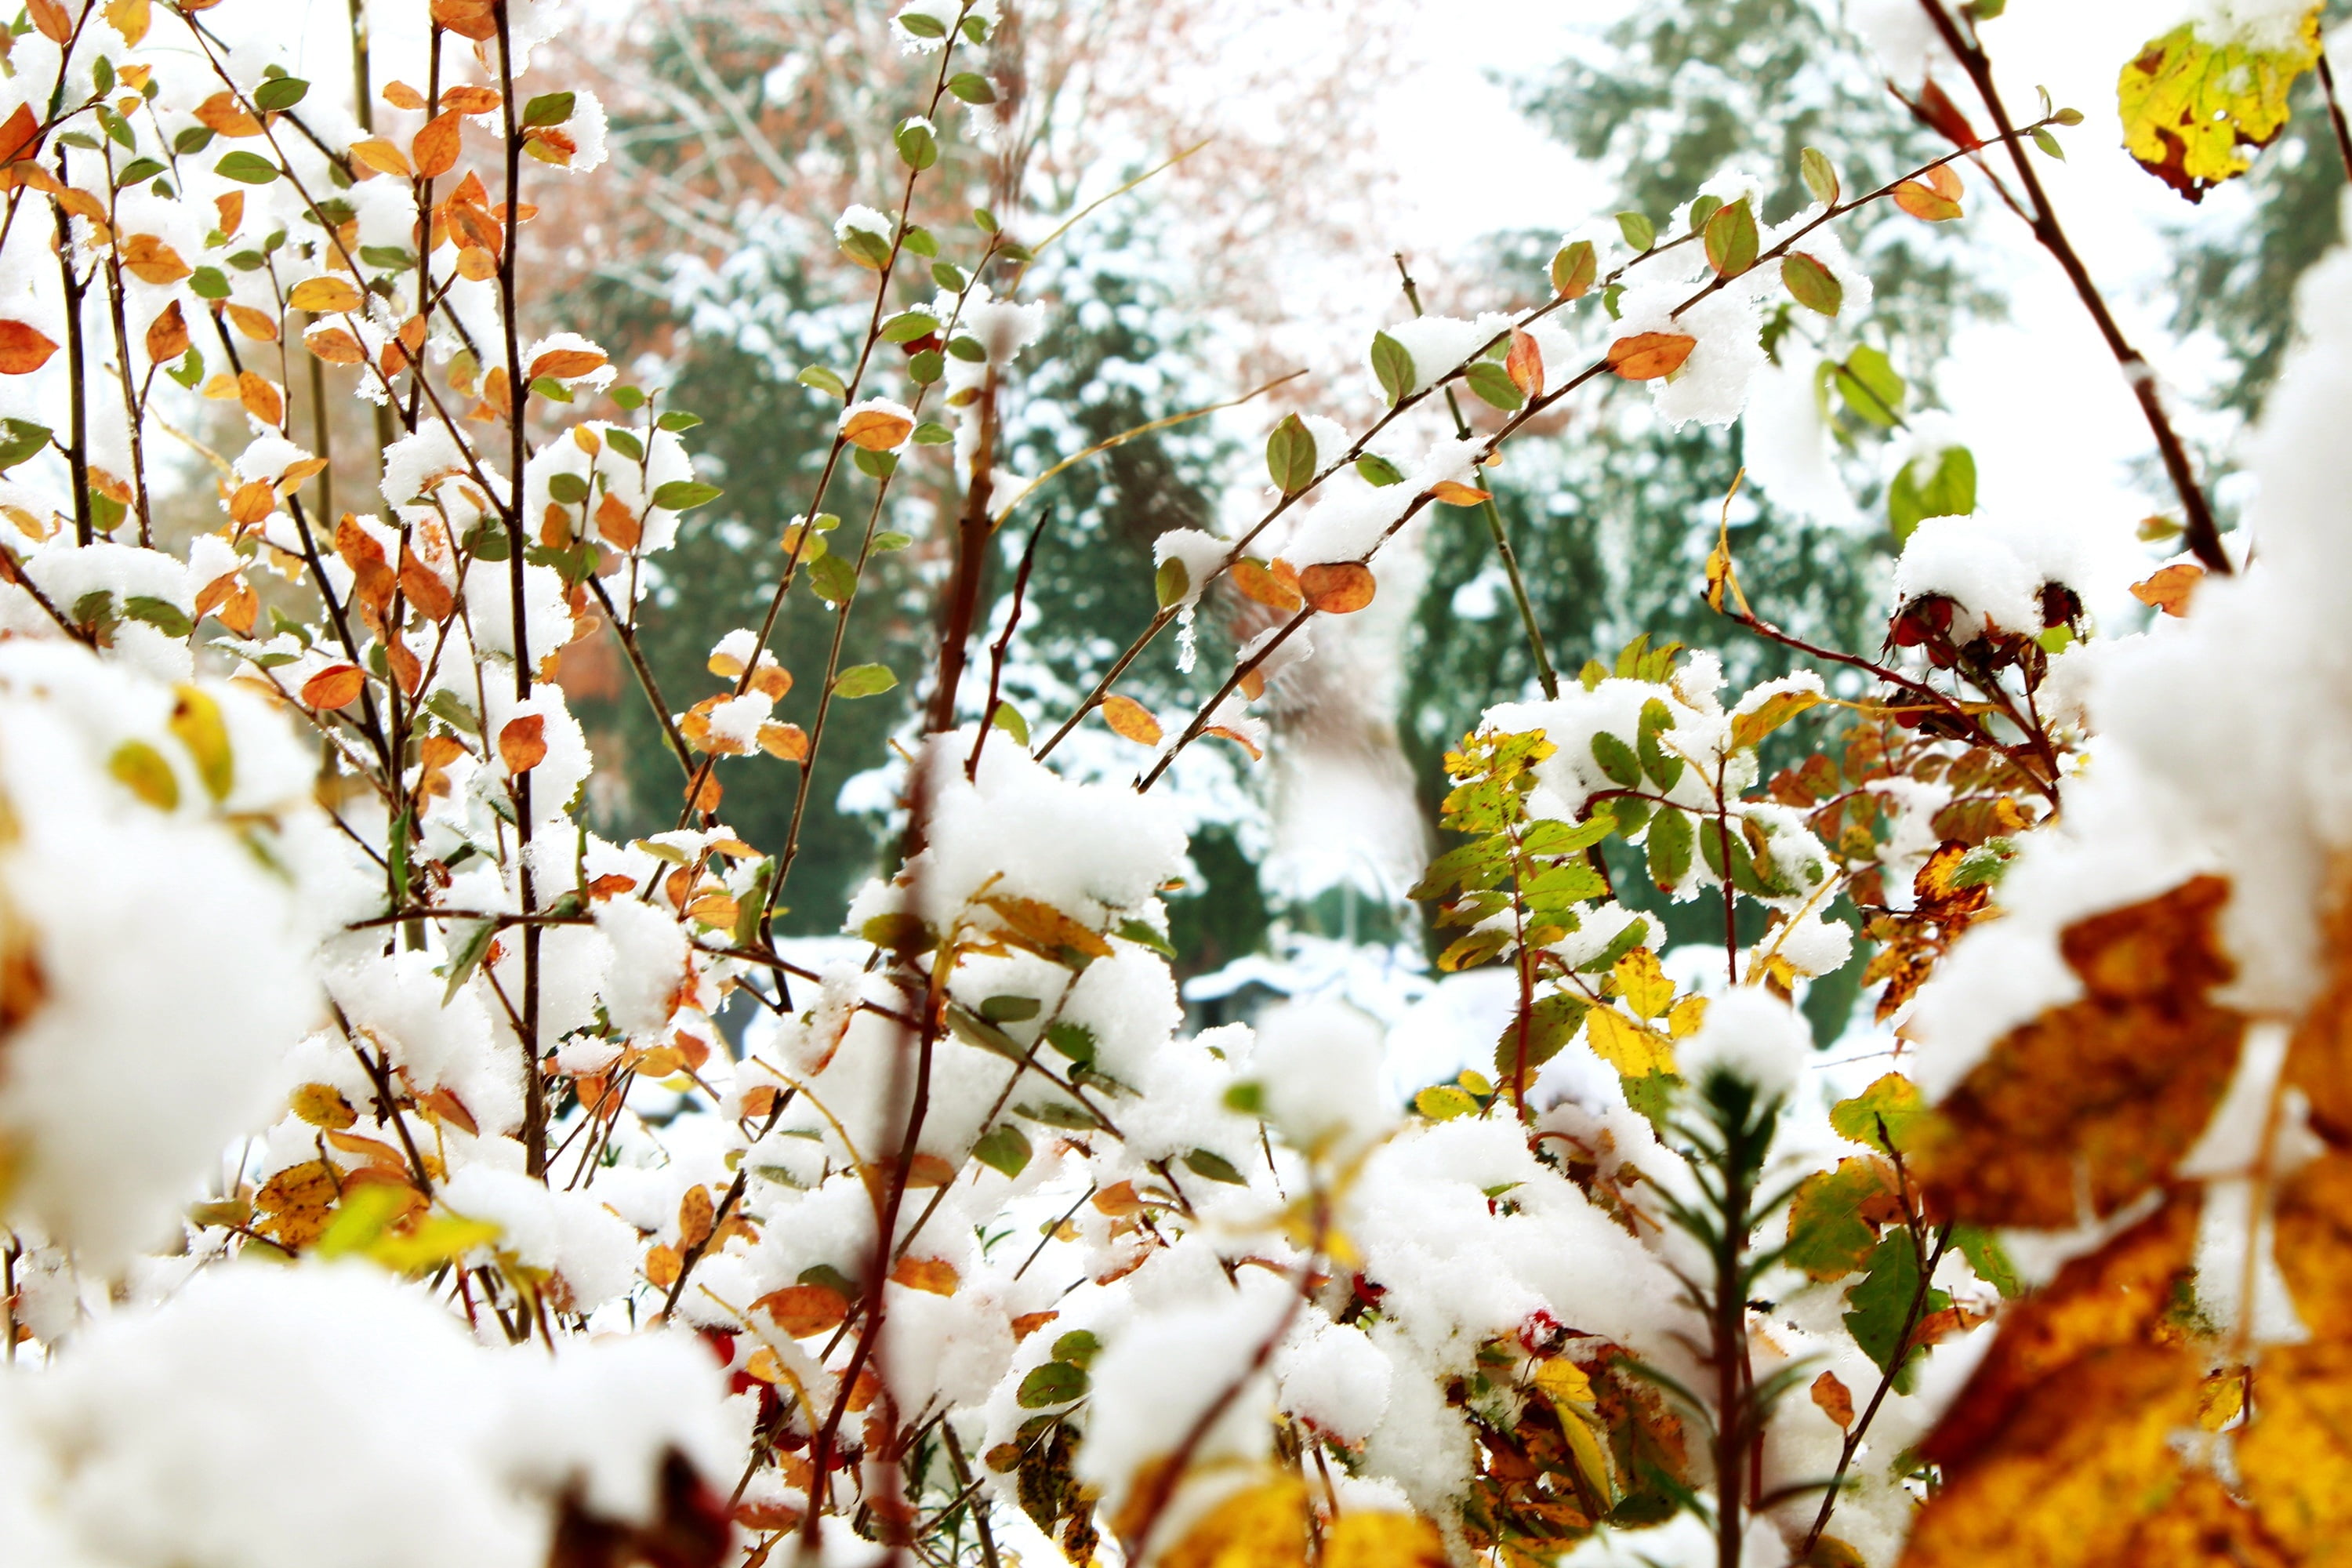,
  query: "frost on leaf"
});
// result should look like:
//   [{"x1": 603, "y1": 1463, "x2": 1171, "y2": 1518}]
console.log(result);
[
  {"x1": 1915, "y1": 876, "x2": 2244, "y2": 1228},
  {"x1": 2119, "y1": 9, "x2": 2321, "y2": 201}
]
